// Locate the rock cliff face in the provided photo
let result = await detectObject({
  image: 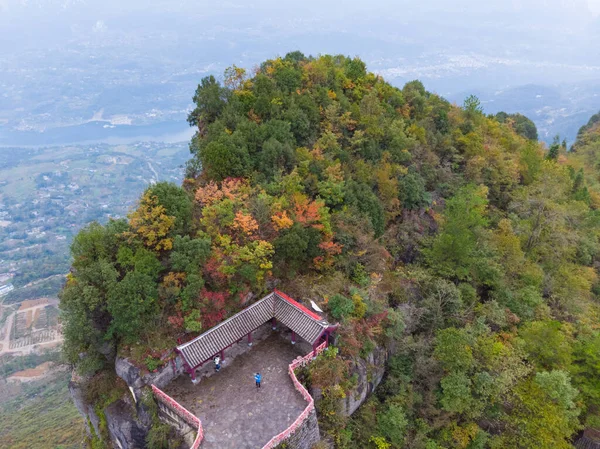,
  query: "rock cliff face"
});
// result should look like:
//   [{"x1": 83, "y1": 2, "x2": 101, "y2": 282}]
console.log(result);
[
  {"x1": 69, "y1": 356, "x2": 182, "y2": 449},
  {"x1": 104, "y1": 398, "x2": 148, "y2": 449},
  {"x1": 115, "y1": 356, "x2": 182, "y2": 403},
  {"x1": 339, "y1": 344, "x2": 389, "y2": 416},
  {"x1": 69, "y1": 340, "x2": 390, "y2": 449},
  {"x1": 69, "y1": 376, "x2": 102, "y2": 438}
]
